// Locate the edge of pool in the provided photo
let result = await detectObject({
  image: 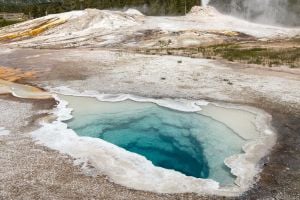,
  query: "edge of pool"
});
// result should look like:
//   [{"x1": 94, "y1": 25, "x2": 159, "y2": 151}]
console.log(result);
[{"x1": 30, "y1": 86, "x2": 277, "y2": 197}]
